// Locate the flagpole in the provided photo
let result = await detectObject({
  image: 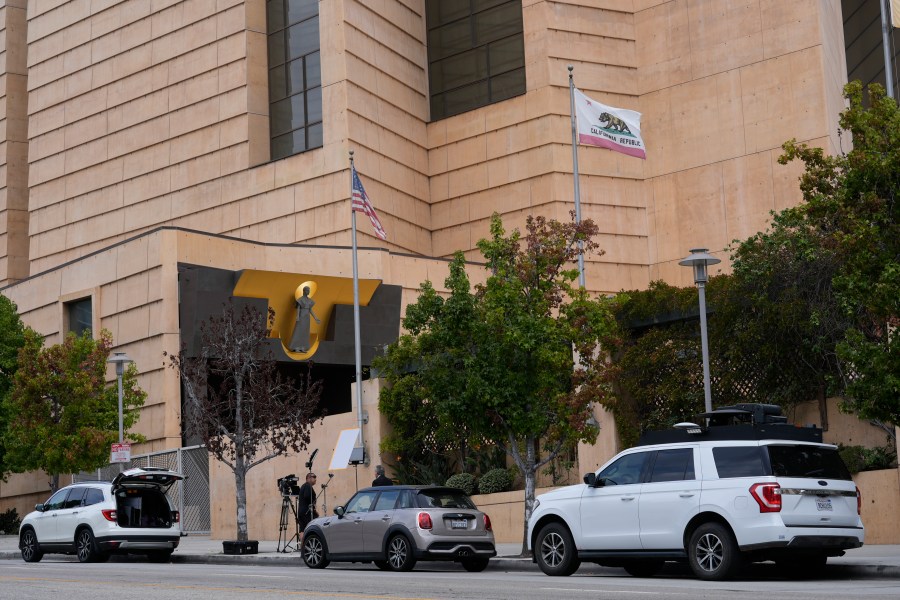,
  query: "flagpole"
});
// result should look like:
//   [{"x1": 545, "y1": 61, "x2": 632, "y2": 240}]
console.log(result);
[
  {"x1": 568, "y1": 65, "x2": 586, "y2": 288},
  {"x1": 349, "y1": 149, "x2": 365, "y2": 461}
]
